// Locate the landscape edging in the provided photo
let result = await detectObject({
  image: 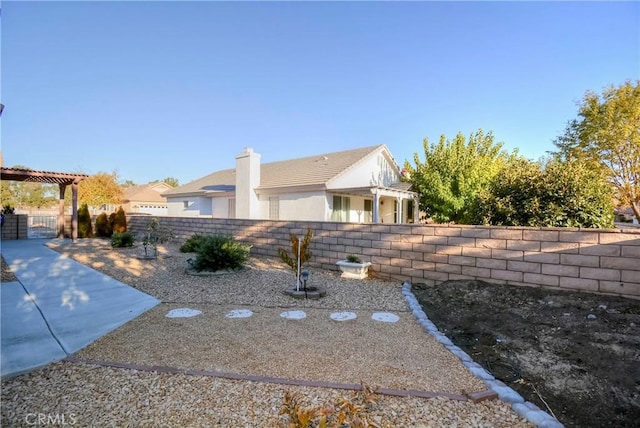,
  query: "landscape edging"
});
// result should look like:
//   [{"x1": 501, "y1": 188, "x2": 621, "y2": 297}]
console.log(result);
[{"x1": 402, "y1": 282, "x2": 565, "y2": 428}]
